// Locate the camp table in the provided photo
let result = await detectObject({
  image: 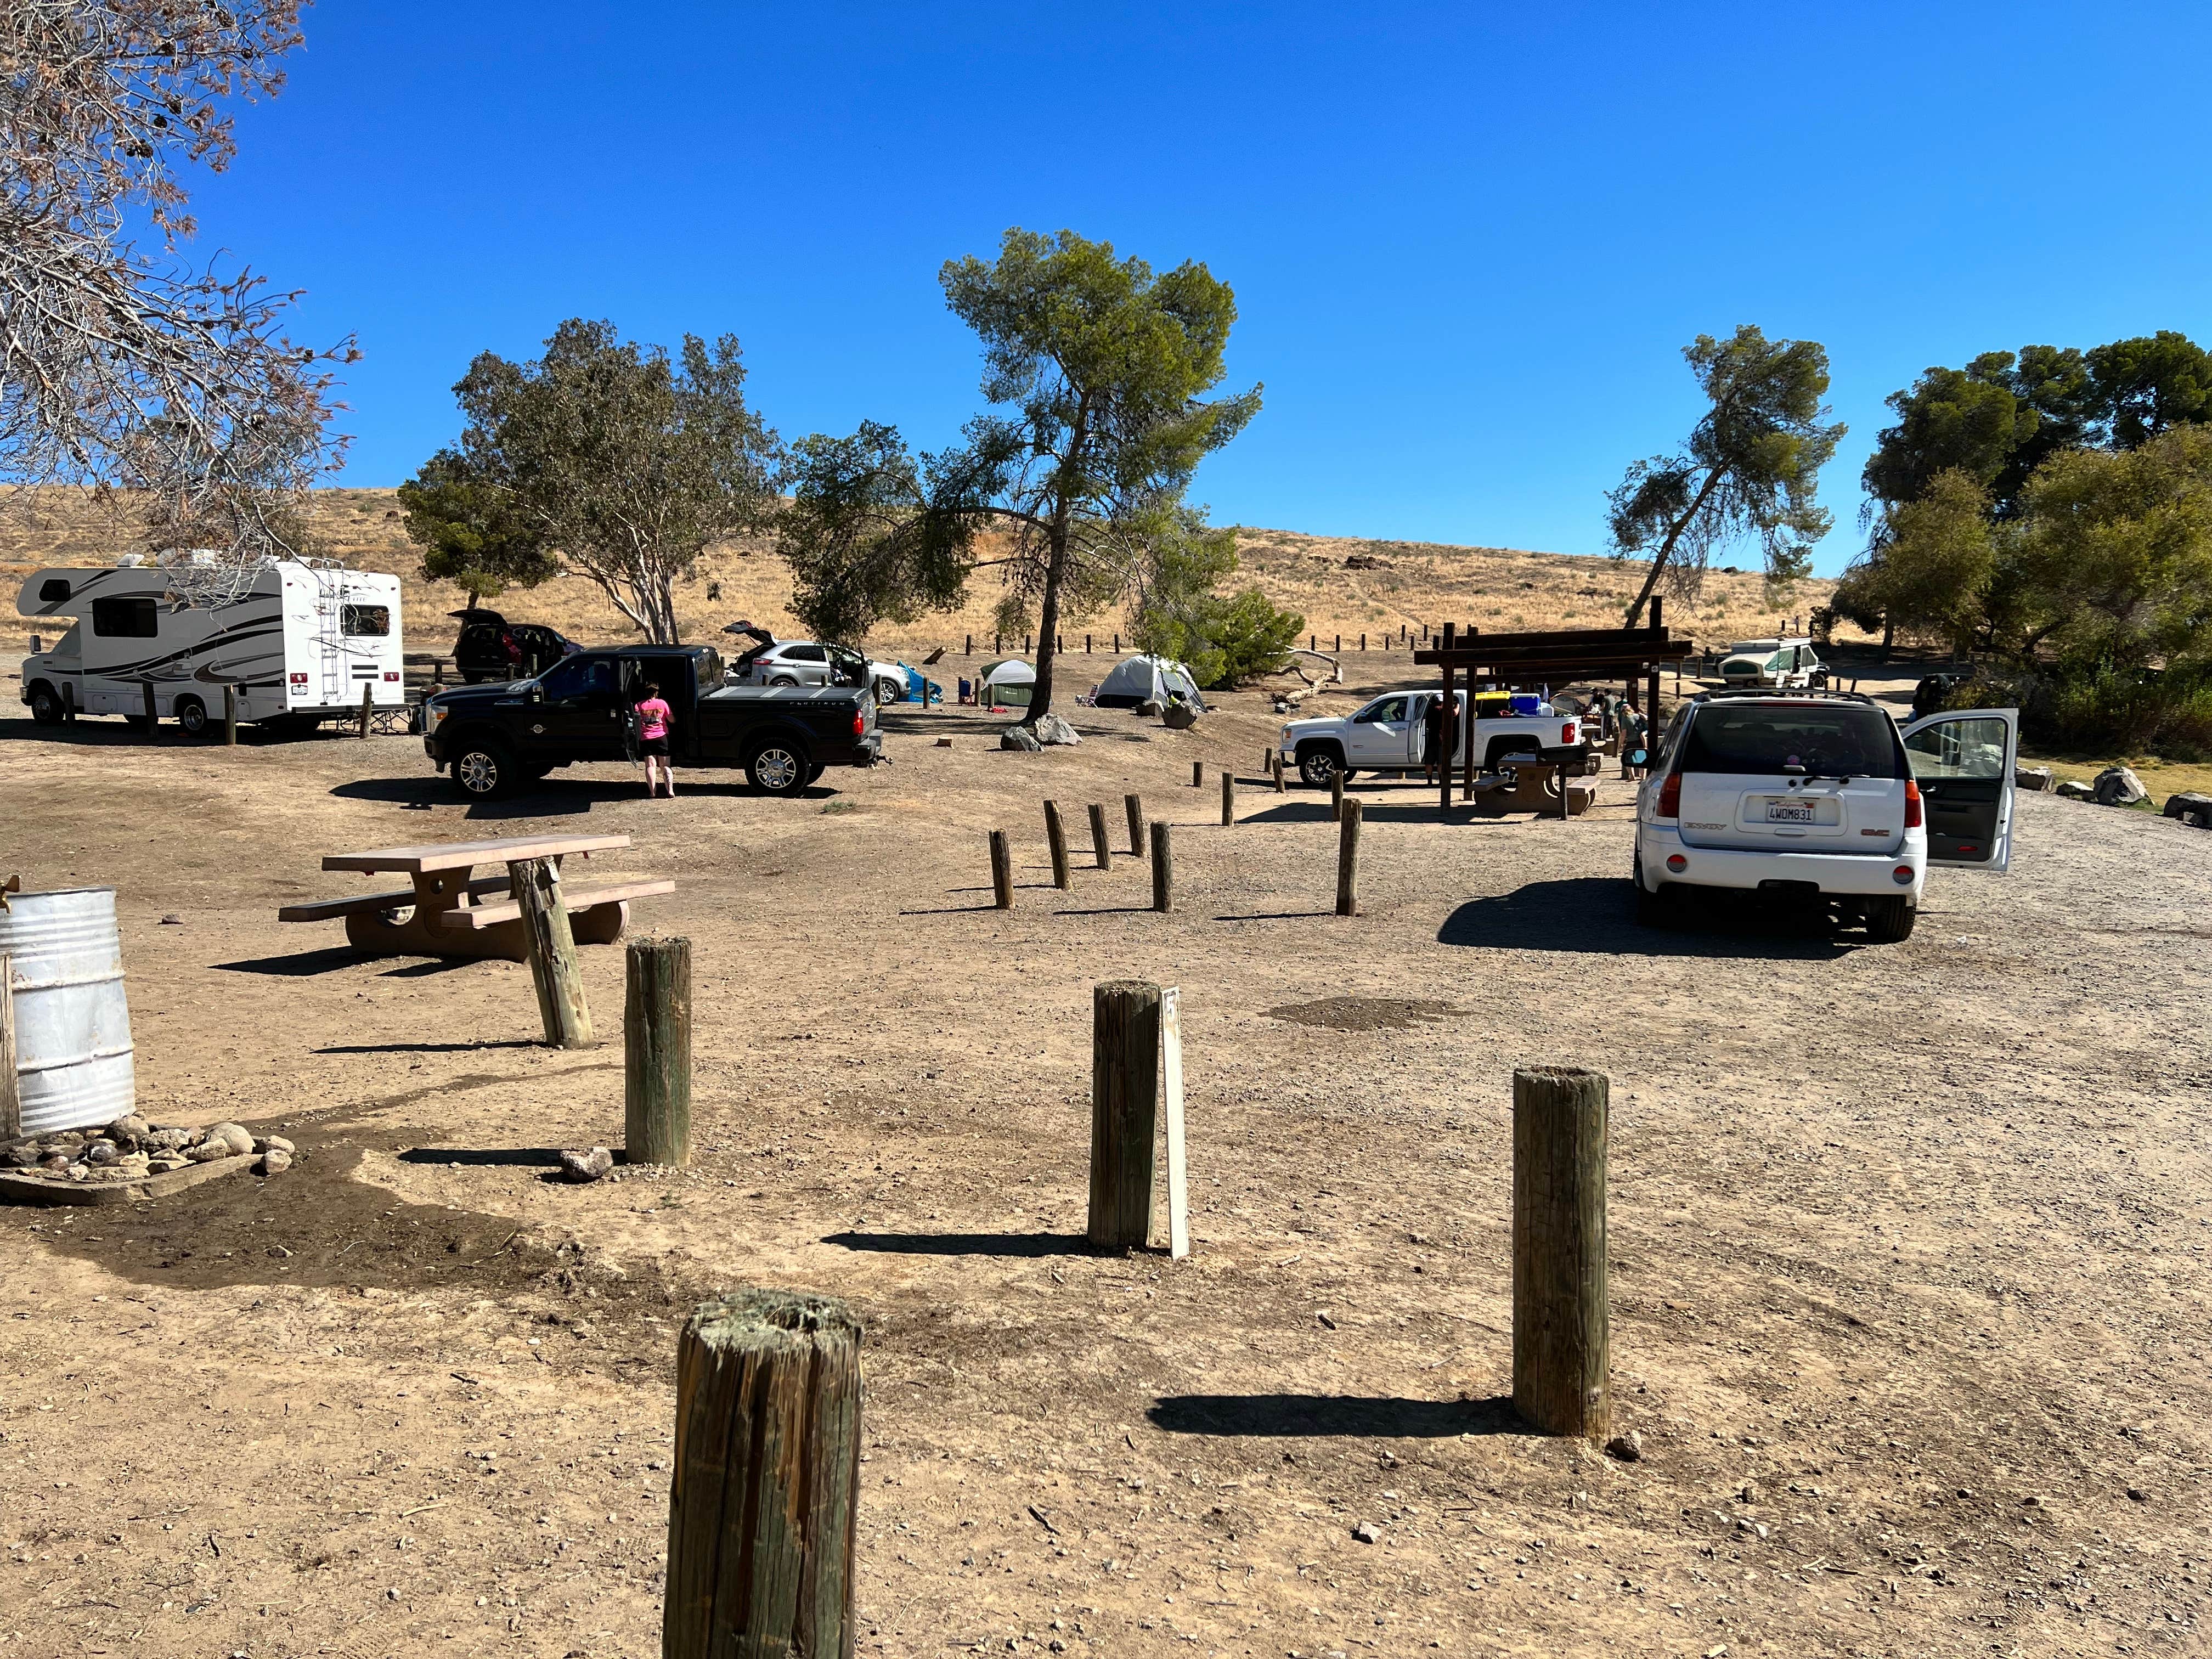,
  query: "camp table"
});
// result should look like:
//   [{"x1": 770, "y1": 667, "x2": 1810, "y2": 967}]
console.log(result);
[{"x1": 279, "y1": 833, "x2": 674, "y2": 962}]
